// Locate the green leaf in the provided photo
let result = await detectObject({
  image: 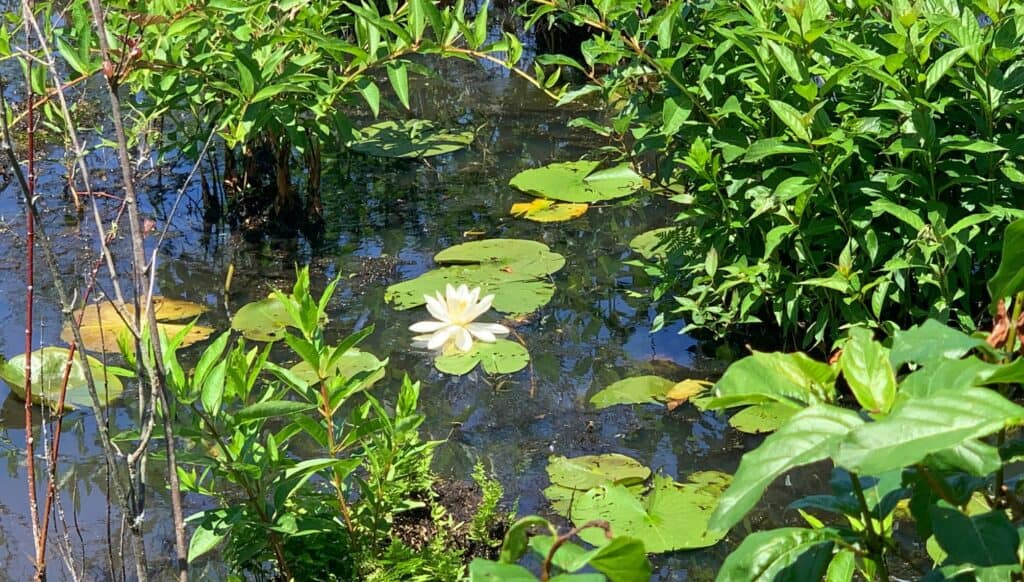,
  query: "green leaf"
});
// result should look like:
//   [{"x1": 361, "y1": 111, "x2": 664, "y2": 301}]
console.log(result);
[
  {"x1": 572, "y1": 474, "x2": 731, "y2": 552},
  {"x1": 500, "y1": 516, "x2": 556, "y2": 564},
  {"x1": 348, "y1": 119, "x2": 474, "y2": 158},
  {"x1": 836, "y1": 388, "x2": 1024, "y2": 475},
  {"x1": 433, "y1": 339, "x2": 530, "y2": 376},
  {"x1": 56, "y1": 36, "x2": 93, "y2": 76},
  {"x1": 468, "y1": 559, "x2": 538, "y2": 581},
  {"x1": 187, "y1": 519, "x2": 227, "y2": 563},
  {"x1": 711, "y1": 405, "x2": 862, "y2": 532},
  {"x1": 728, "y1": 402, "x2": 798, "y2": 434},
  {"x1": 231, "y1": 295, "x2": 296, "y2": 341},
  {"x1": 716, "y1": 528, "x2": 841, "y2": 582},
  {"x1": 0, "y1": 347, "x2": 124, "y2": 410},
  {"x1": 707, "y1": 351, "x2": 837, "y2": 409},
  {"x1": 587, "y1": 537, "x2": 652, "y2": 582},
  {"x1": 387, "y1": 62, "x2": 410, "y2": 108},
  {"x1": 629, "y1": 227, "x2": 678, "y2": 260},
  {"x1": 509, "y1": 161, "x2": 642, "y2": 204},
  {"x1": 768, "y1": 100, "x2": 811, "y2": 142},
  {"x1": 840, "y1": 327, "x2": 896, "y2": 413},
  {"x1": 356, "y1": 78, "x2": 381, "y2": 117},
  {"x1": 925, "y1": 47, "x2": 969, "y2": 94},
  {"x1": 233, "y1": 400, "x2": 315, "y2": 423},
  {"x1": 890, "y1": 319, "x2": 988, "y2": 368},
  {"x1": 988, "y1": 219, "x2": 1024, "y2": 303},
  {"x1": 547, "y1": 454, "x2": 651, "y2": 491},
  {"x1": 590, "y1": 375, "x2": 676, "y2": 408},
  {"x1": 931, "y1": 508, "x2": 1020, "y2": 567}
]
